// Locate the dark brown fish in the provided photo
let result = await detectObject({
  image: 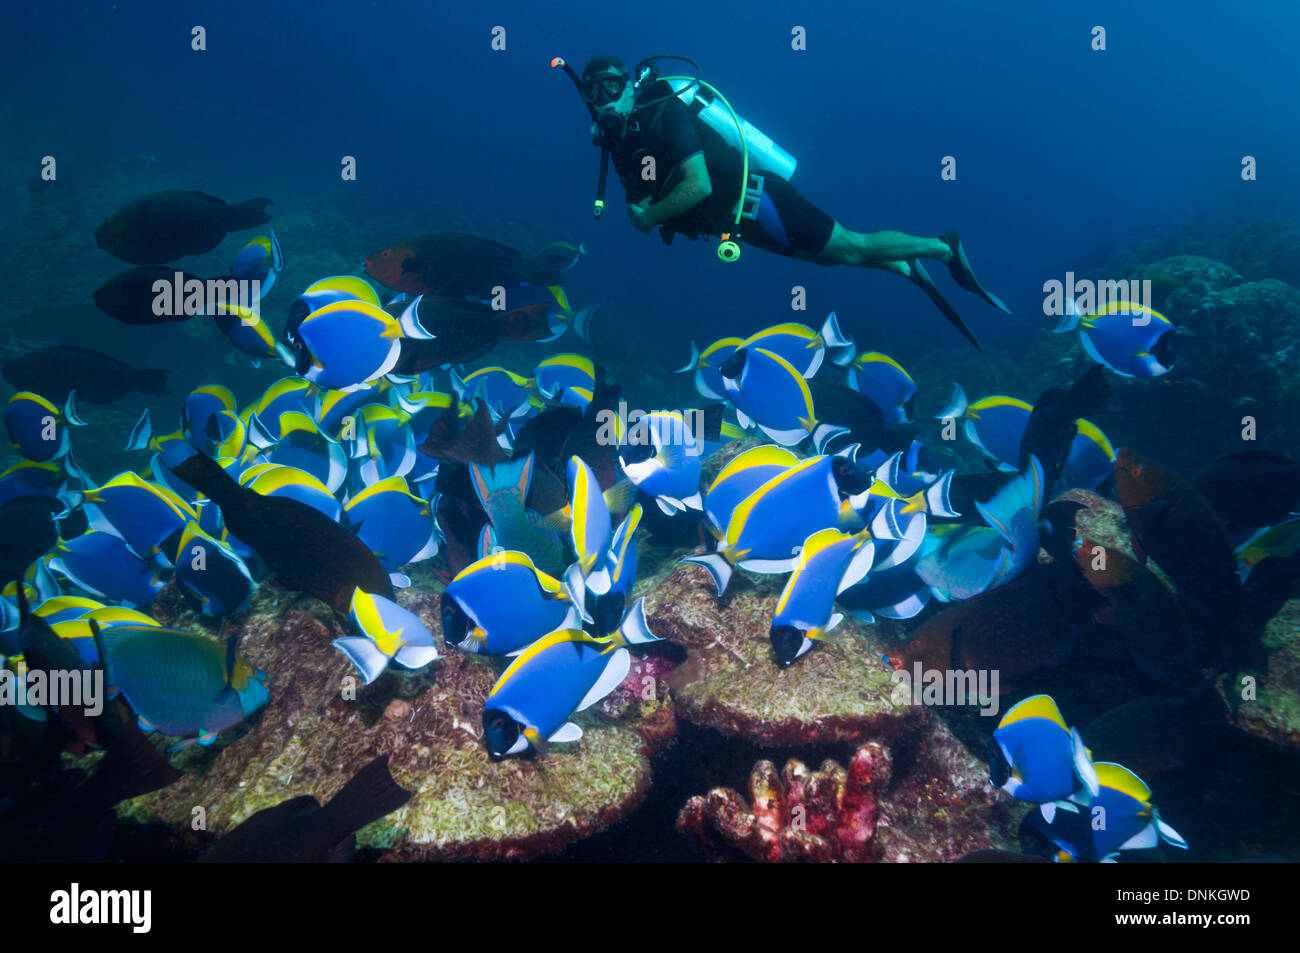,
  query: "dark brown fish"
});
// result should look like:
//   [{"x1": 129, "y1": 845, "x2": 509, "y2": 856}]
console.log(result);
[
  {"x1": 1113, "y1": 447, "x2": 1257, "y2": 671},
  {"x1": 1191, "y1": 449, "x2": 1300, "y2": 536},
  {"x1": 169, "y1": 451, "x2": 392, "y2": 611},
  {"x1": 1072, "y1": 535, "x2": 1203, "y2": 687},
  {"x1": 512, "y1": 376, "x2": 625, "y2": 491},
  {"x1": 891, "y1": 565, "x2": 1099, "y2": 683},
  {"x1": 95, "y1": 190, "x2": 272, "y2": 264},
  {"x1": 392, "y1": 298, "x2": 554, "y2": 372},
  {"x1": 1020, "y1": 365, "x2": 1117, "y2": 482},
  {"x1": 419, "y1": 397, "x2": 509, "y2": 467},
  {"x1": 0, "y1": 719, "x2": 181, "y2": 862},
  {"x1": 15, "y1": 579, "x2": 134, "y2": 752},
  {"x1": 0, "y1": 496, "x2": 61, "y2": 581},
  {"x1": 3, "y1": 345, "x2": 168, "y2": 404},
  {"x1": 93, "y1": 266, "x2": 206, "y2": 325},
  {"x1": 807, "y1": 379, "x2": 912, "y2": 454},
  {"x1": 363, "y1": 232, "x2": 571, "y2": 297},
  {"x1": 1081, "y1": 683, "x2": 1224, "y2": 779},
  {"x1": 197, "y1": 755, "x2": 411, "y2": 862}
]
